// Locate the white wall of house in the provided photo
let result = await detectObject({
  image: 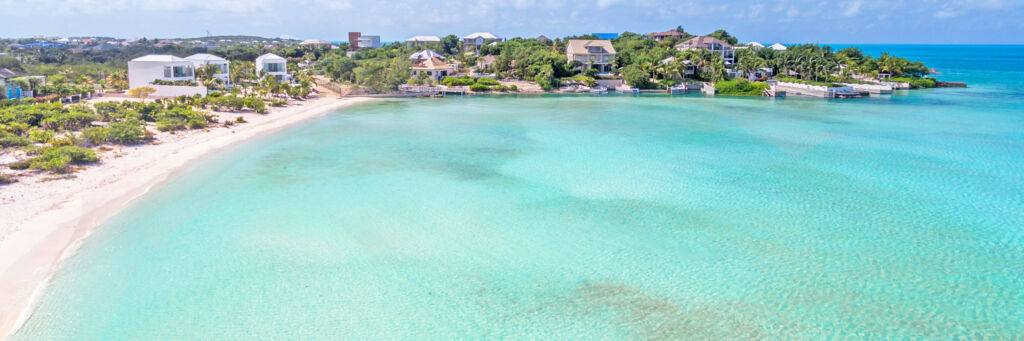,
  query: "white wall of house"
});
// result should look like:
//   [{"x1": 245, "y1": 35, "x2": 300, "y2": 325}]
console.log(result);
[
  {"x1": 128, "y1": 55, "x2": 201, "y2": 97},
  {"x1": 356, "y1": 36, "x2": 381, "y2": 49},
  {"x1": 186, "y1": 54, "x2": 231, "y2": 85},
  {"x1": 255, "y1": 54, "x2": 289, "y2": 82}
]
